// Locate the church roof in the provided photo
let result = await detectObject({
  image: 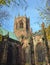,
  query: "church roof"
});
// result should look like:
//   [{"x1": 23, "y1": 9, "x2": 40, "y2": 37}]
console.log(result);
[
  {"x1": 9, "y1": 32, "x2": 19, "y2": 41},
  {"x1": 0, "y1": 27, "x2": 19, "y2": 41}
]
